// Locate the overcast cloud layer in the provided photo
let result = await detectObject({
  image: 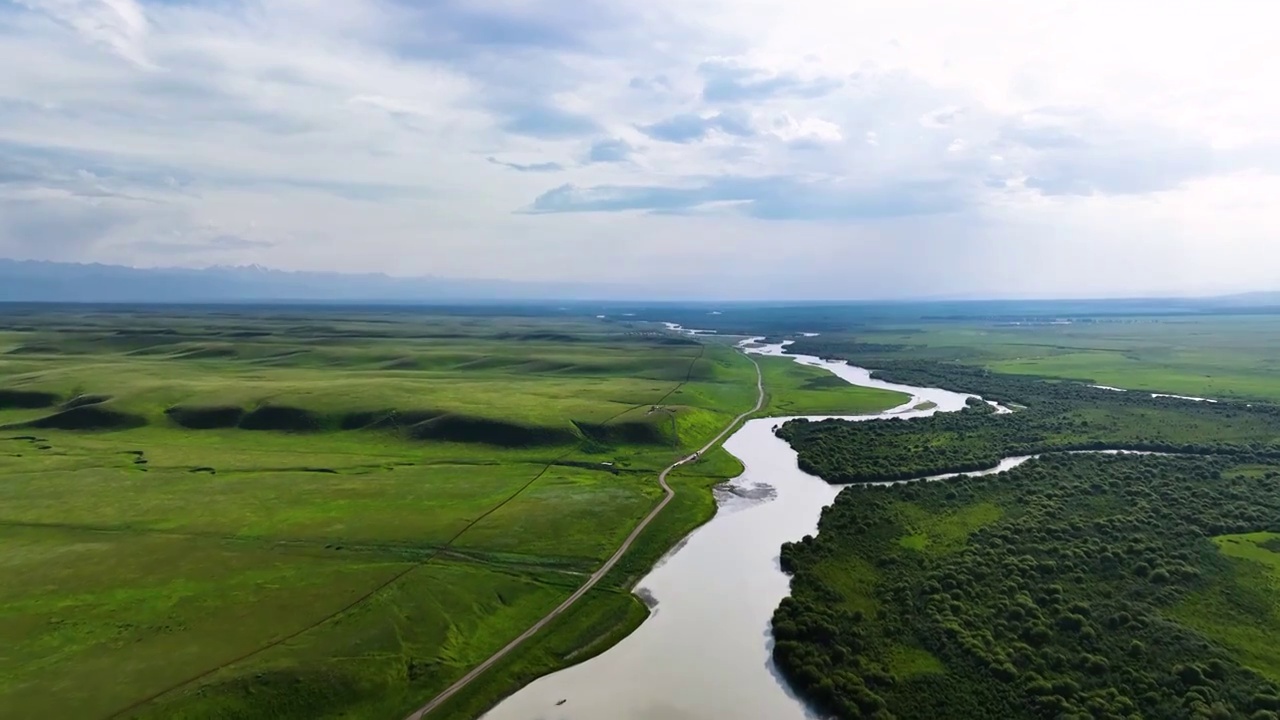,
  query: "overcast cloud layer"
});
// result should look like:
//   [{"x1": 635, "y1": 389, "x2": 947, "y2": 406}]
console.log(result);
[{"x1": 1, "y1": 0, "x2": 1278, "y2": 299}]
